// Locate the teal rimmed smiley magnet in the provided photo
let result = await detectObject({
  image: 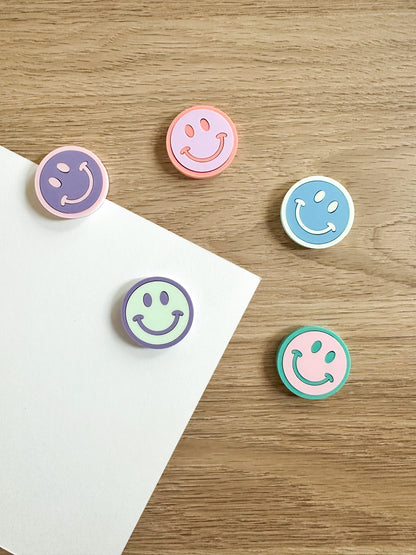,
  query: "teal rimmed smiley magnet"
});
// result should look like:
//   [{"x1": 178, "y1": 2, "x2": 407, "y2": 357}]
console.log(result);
[
  {"x1": 121, "y1": 277, "x2": 194, "y2": 348},
  {"x1": 277, "y1": 327, "x2": 351, "y2": 399},
  {"x1": 281, "y1": 176, "x2": 354, "y2": 248}
]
